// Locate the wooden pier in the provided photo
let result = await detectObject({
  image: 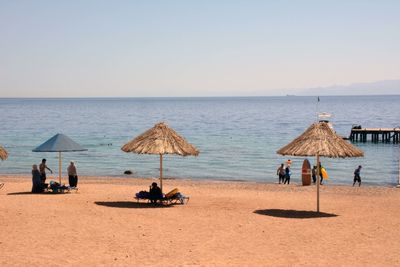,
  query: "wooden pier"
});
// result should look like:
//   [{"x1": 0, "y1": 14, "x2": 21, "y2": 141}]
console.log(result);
[{"x1": 349, "y1": 128, "x2": 400, "y2": 143}]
